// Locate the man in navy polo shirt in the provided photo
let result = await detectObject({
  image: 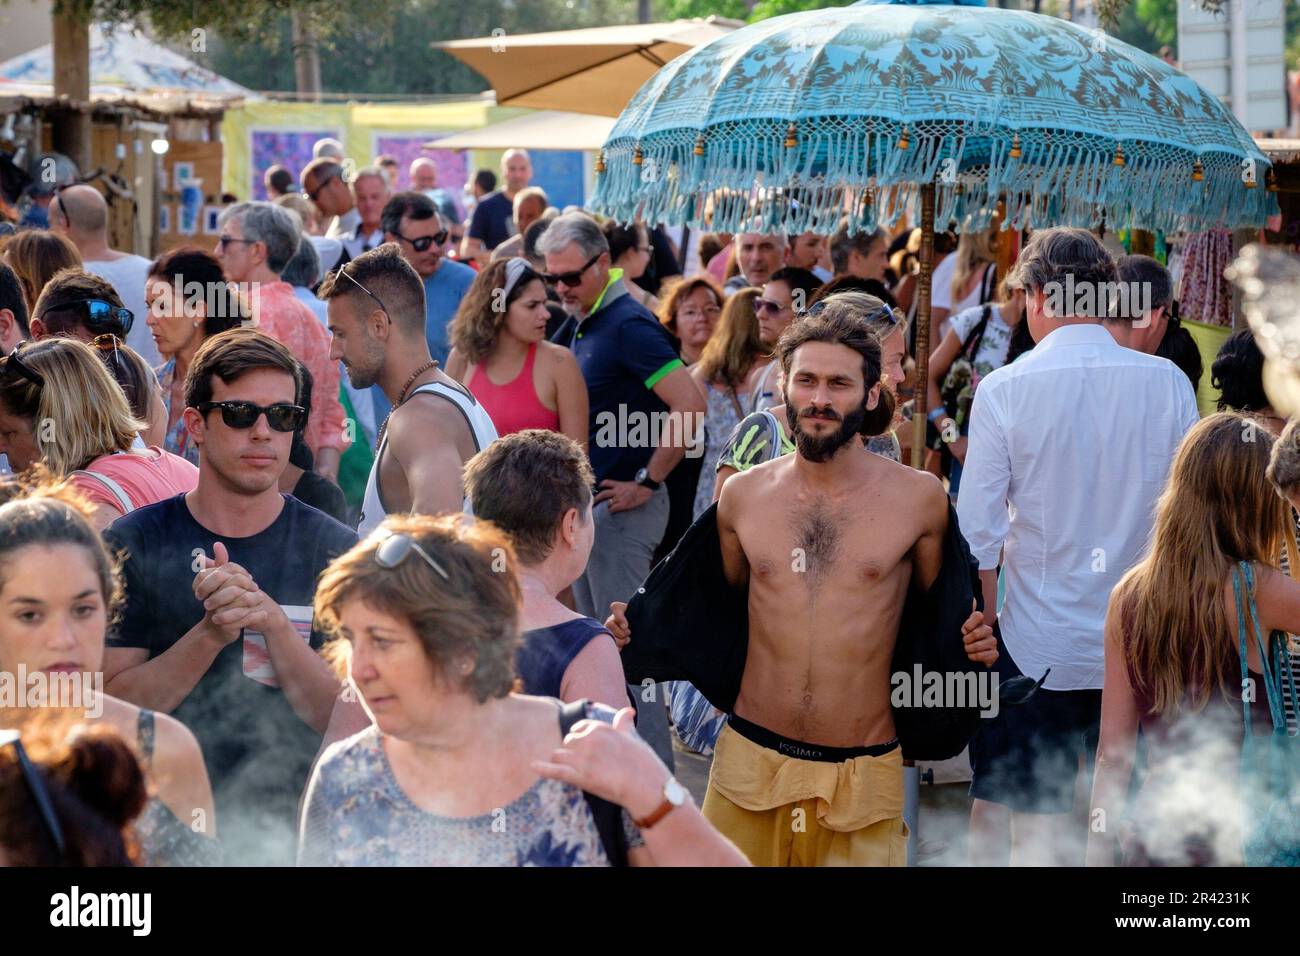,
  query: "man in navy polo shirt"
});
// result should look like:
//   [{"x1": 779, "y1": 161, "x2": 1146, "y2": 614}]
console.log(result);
[{"x1": 541, "y1": 211, "x2": 705, "y2": 766}]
